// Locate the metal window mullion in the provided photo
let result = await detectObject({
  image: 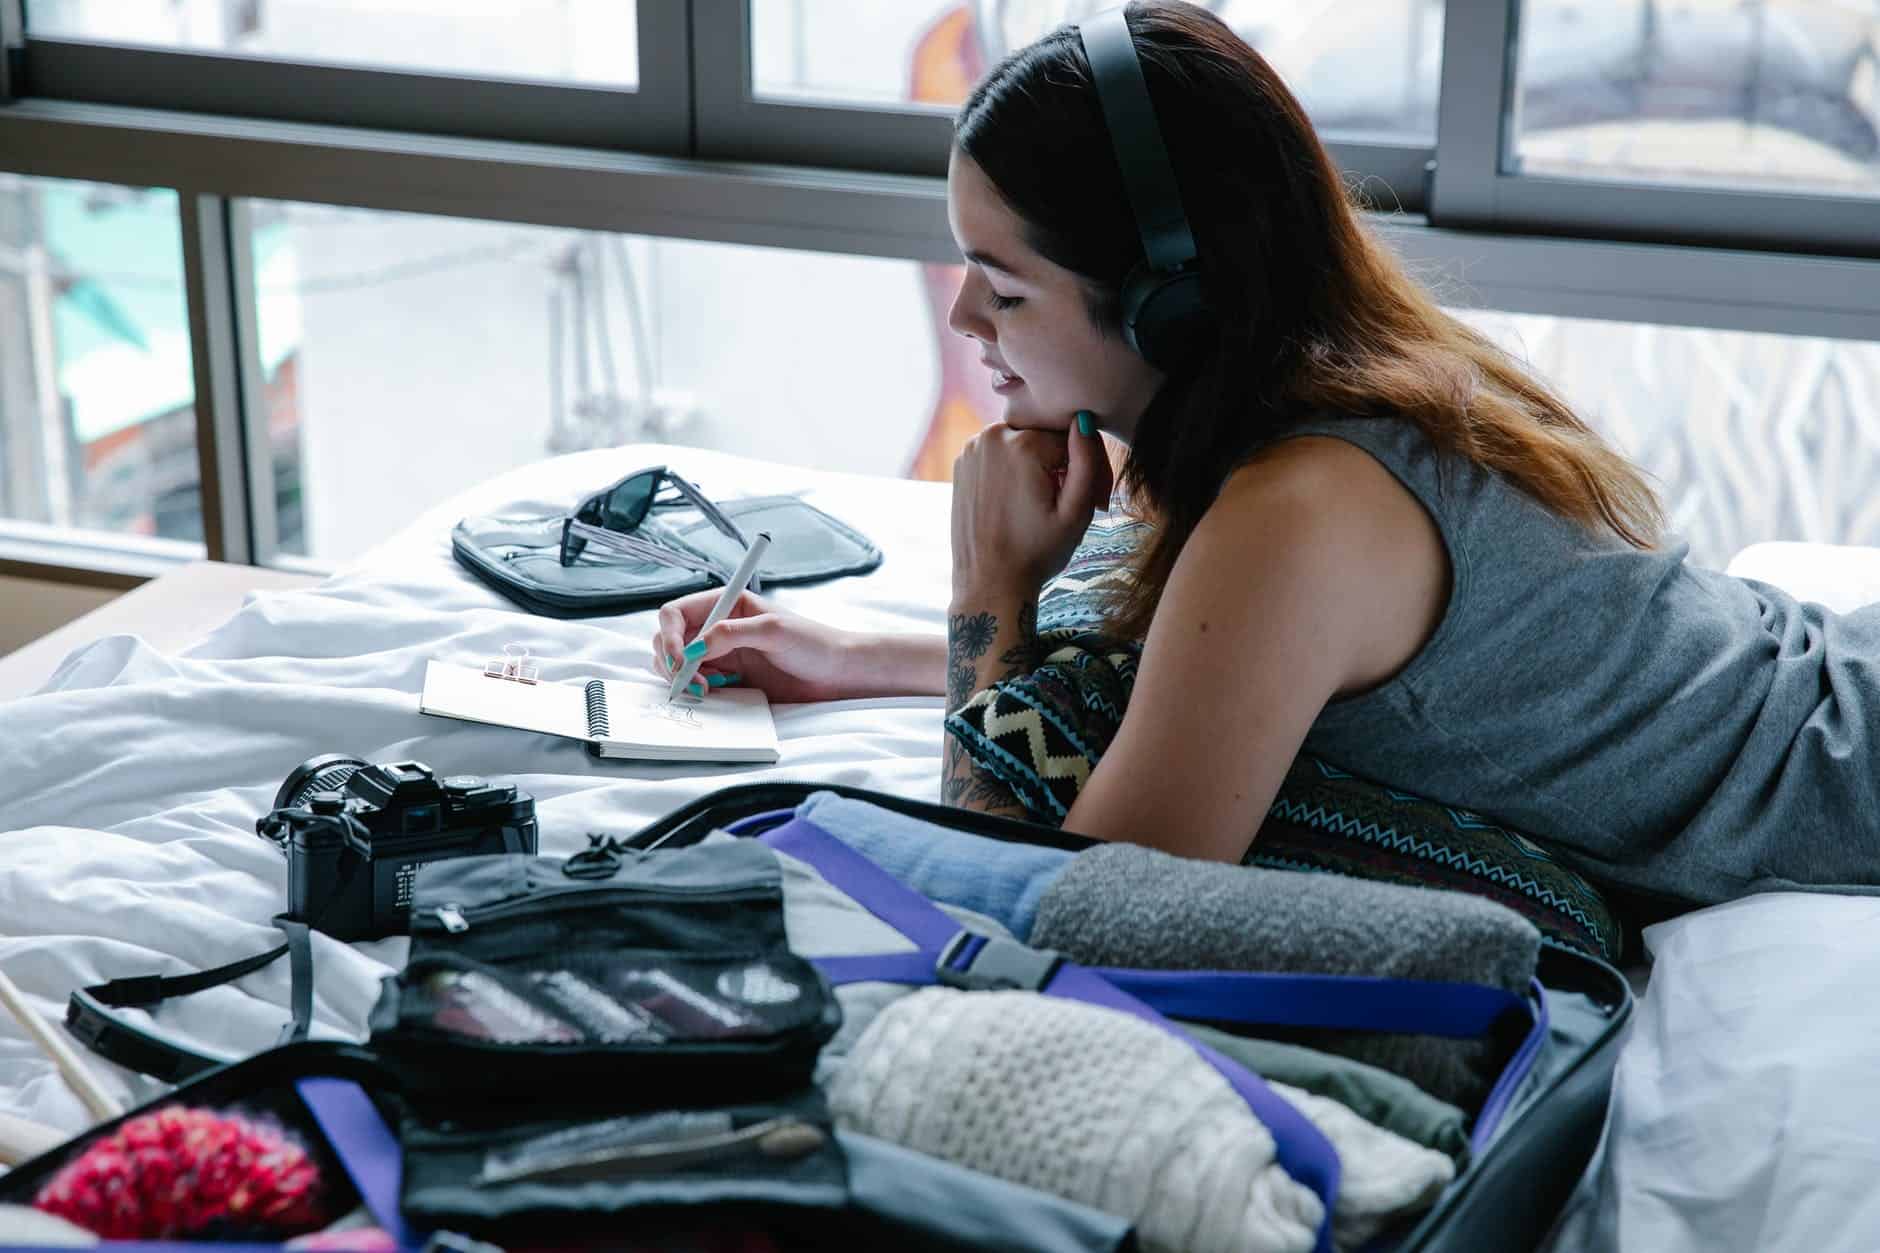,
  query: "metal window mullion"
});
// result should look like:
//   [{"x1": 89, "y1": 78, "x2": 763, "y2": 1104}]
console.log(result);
[
  {"x1": 179, "y1": 192, "x2": 255, "y2": 565},
  {"x1": 1428, "y1": 0, "x2": 1518, "y2": 227},
  {"x1": 1484, "y1": 175, "x2": 1880, "y2": 261},
  {"x1": 689, "y1": 0, "x2": 748, "y2": 162},
  {"x1": 0, "y1": 0, "x2": 22, "y2": 101},
  {"x1": 227, "y1": 199, "x2": 278, "y2": 563},
  {"x1": 640, "y1": 0, "x2": 694, "y2": 155}
]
